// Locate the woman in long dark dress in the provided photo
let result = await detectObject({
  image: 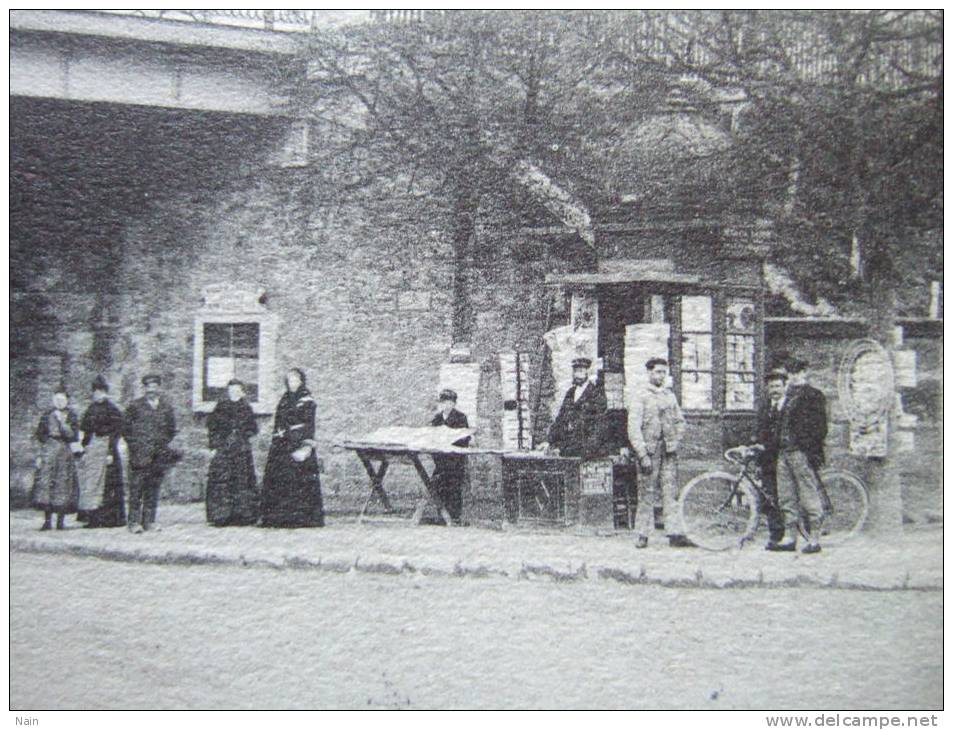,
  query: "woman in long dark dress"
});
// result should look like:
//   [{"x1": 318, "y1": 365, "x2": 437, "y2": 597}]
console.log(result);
[
  {"x1": 31, "y1": 388, "x2": 81, "y2": 530},
  {"x1": 77, "y1": 376, "x2": 127, "y2": 528},
  {"x1": 206, "y1": 378, "x2": 260, "y2": 527},
  {"x1": 260, "y1": 368, "x2": 325, "y2": 528}
]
